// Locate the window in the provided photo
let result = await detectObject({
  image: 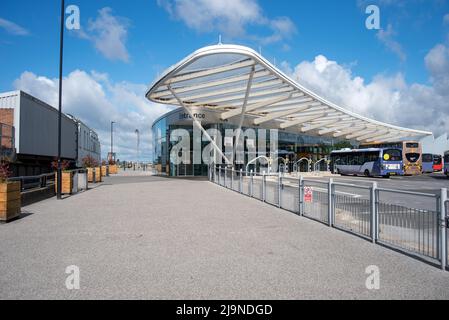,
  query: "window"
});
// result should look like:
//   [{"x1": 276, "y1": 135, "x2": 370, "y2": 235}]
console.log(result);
[
  {"x1": 384, "y1": 149, "x2": 402, "y2": 161},
  {"x1": 405, "y1": 153, "x2": 420, "y2": 163},
  {"x1": 406, "y1": 143, "x2": 419, "y2": 149},
  {"x1": 422, "y1": 154, "x2": 433, "y2": 162},
  {"x1": 433, "y1": 155, "x2": 442, "y2": 165}
]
